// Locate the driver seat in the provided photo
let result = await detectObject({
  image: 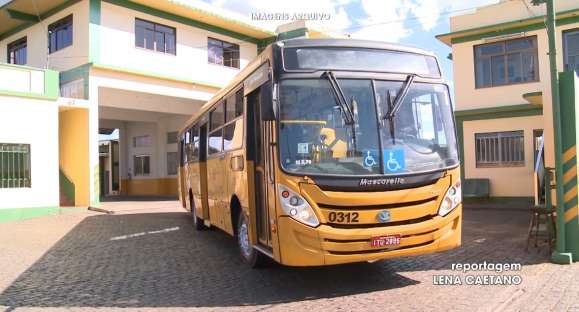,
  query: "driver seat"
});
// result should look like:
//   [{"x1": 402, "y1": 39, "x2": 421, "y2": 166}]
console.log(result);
[{"x1": 320, "y1": 128, "x2": 347, "y2": 158}]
